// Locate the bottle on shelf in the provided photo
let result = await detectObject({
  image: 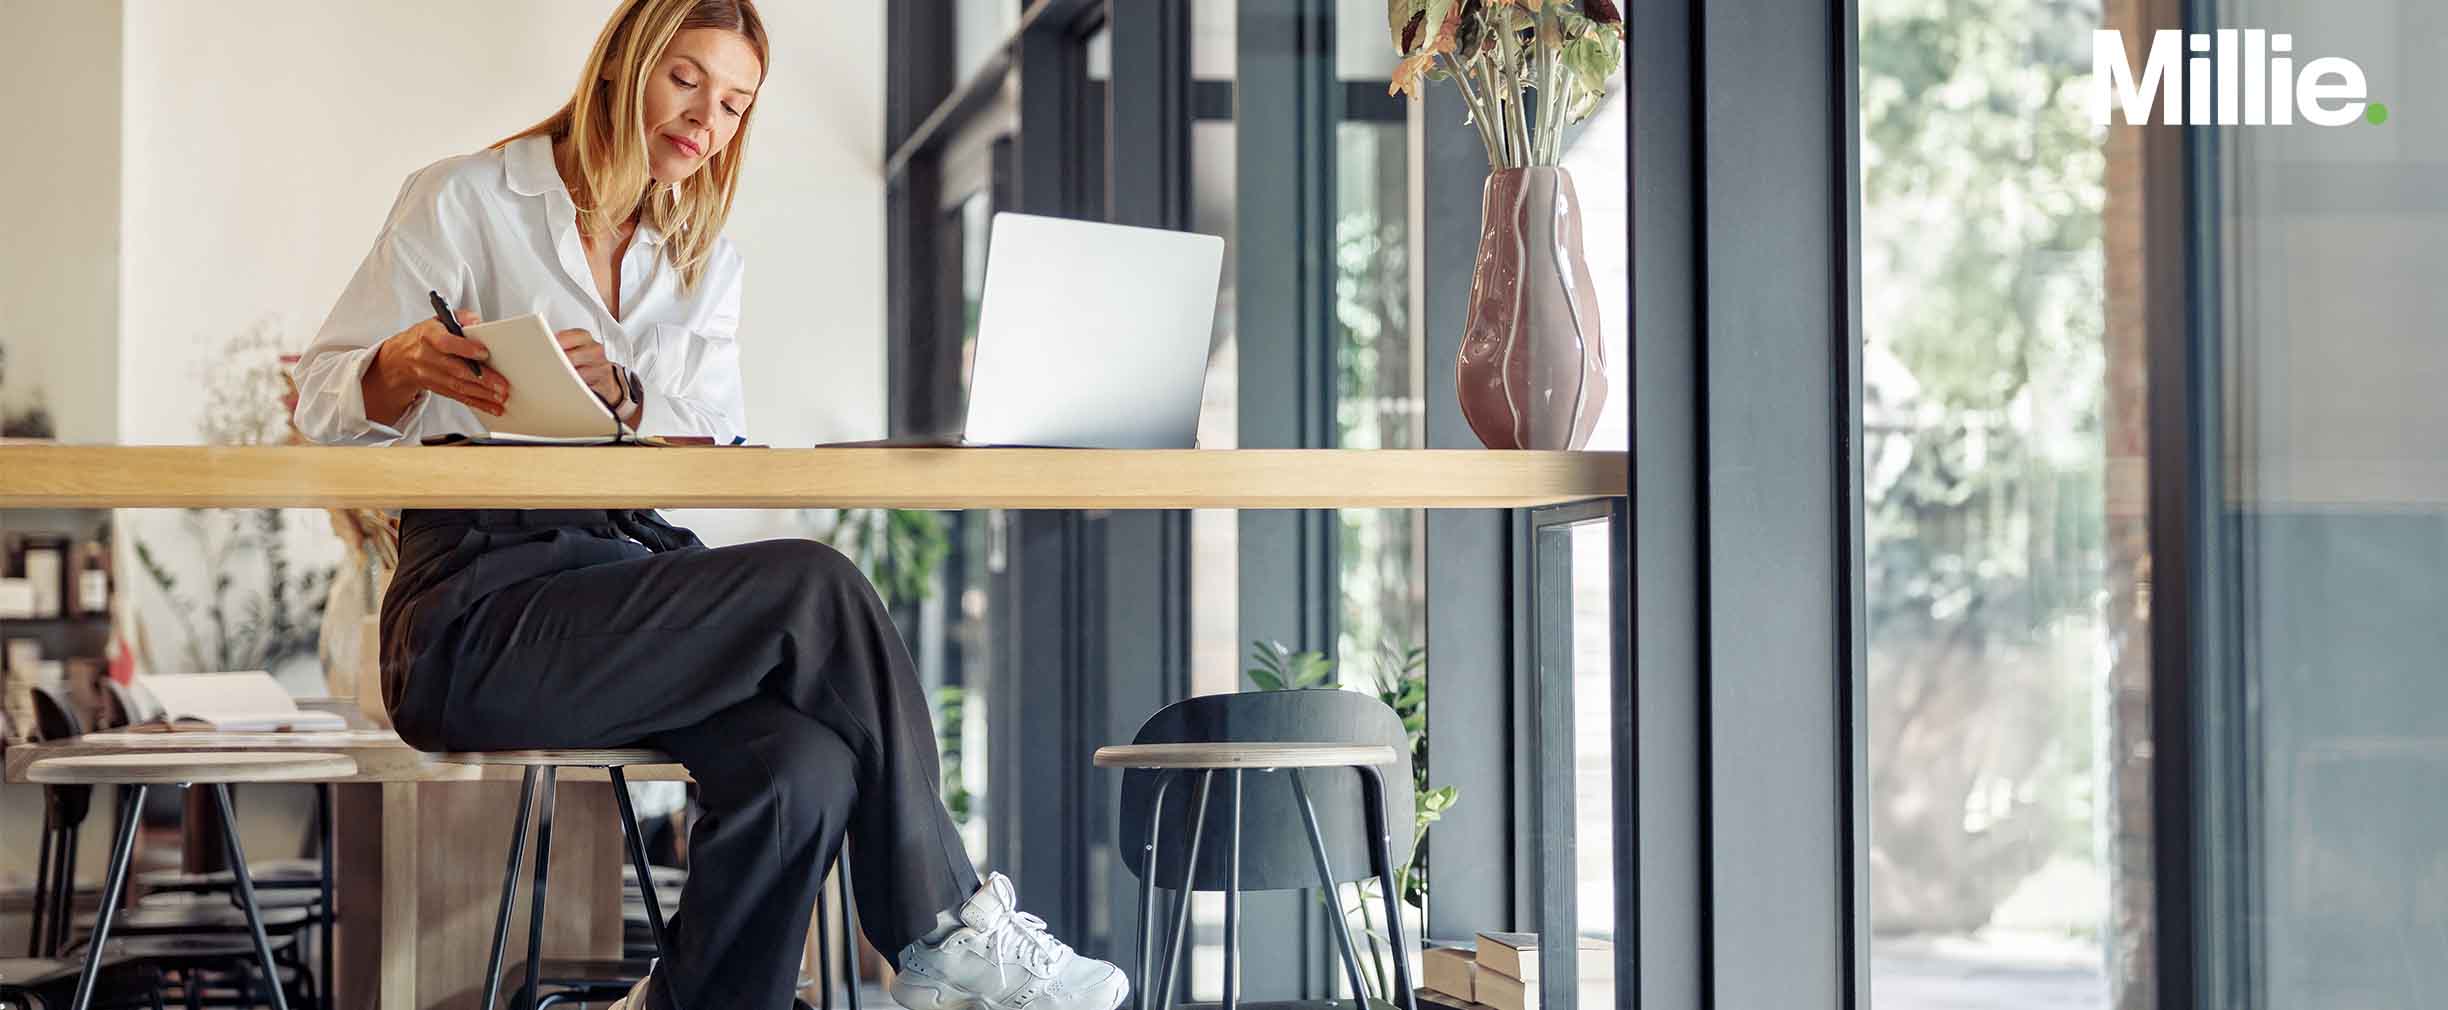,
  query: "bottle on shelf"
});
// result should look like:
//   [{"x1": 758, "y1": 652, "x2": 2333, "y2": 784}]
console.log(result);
[{"x1": 73, "y1": 539, "x2": 112, "y2": 618}]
